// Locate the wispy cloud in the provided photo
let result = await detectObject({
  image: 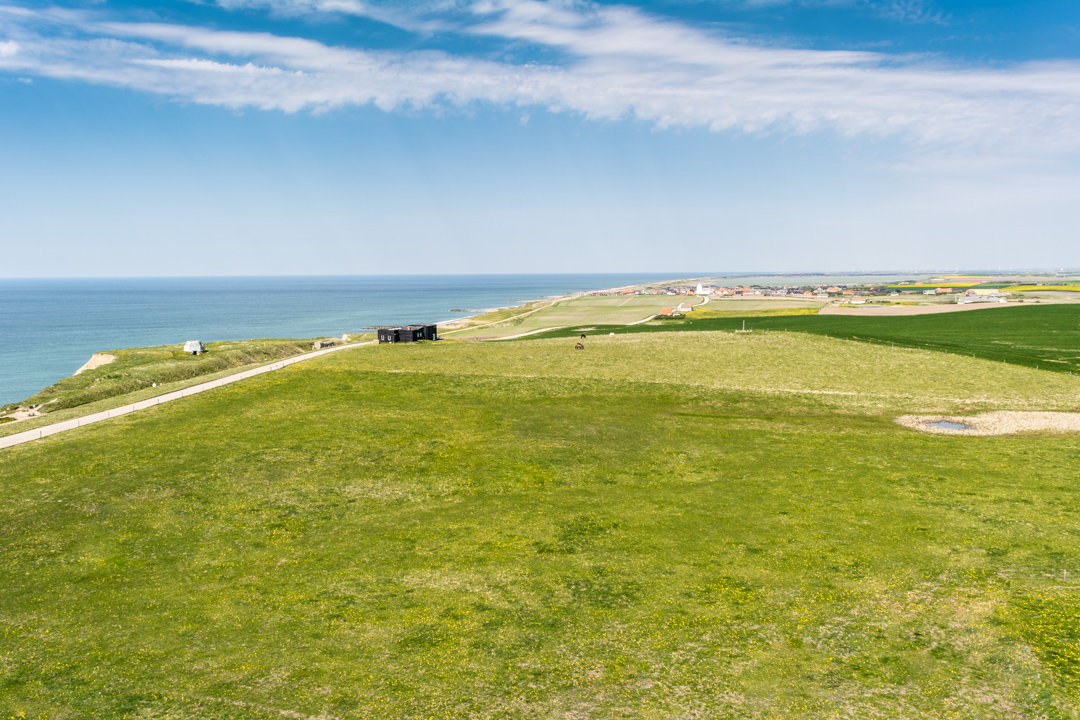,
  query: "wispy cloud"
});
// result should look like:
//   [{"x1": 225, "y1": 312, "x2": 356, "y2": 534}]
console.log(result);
[
  {"x1": 731, "y1": 0, "x2": 946, "y2": 25},
  {"x1": 877, "y1": 0, "x2": 944, "y2": 24},
  {"x1": 0, "y1": 0, "x2": 1076, "y2": 156}
]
